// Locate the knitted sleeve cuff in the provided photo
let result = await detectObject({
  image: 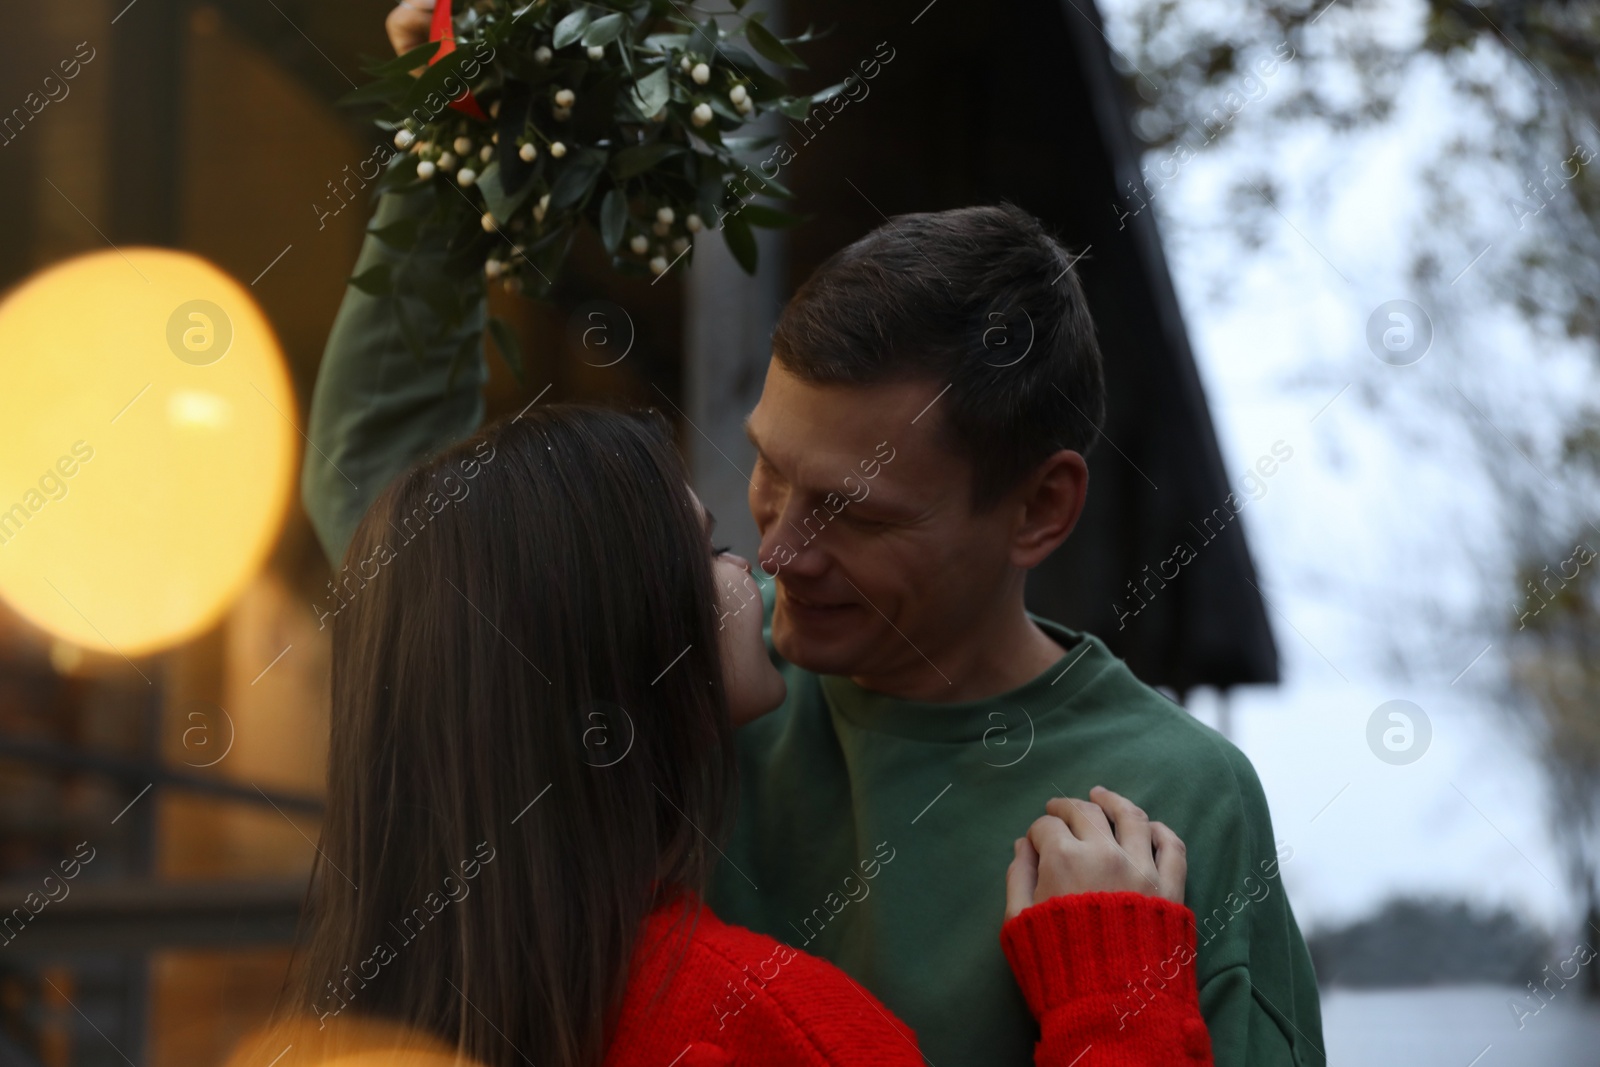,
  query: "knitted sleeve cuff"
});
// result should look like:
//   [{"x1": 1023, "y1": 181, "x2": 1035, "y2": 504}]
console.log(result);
[{"x1": 999, "y1": 892, "x2": 1199, "y2": 1020}]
